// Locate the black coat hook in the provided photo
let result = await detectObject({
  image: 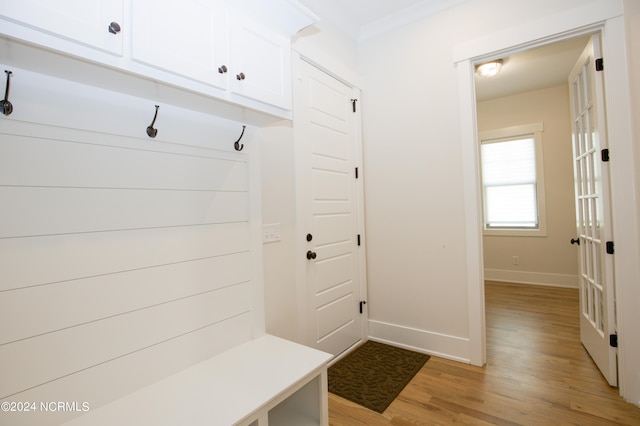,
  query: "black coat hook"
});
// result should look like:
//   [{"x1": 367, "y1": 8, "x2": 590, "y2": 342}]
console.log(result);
[
  {"x1": 146, "y1": 105, "x2": 159, "y2": 138},
  {"x1": 234, "y1": 125, "x2": 246, "y2": 151},
  {"x1": 1, "y1": 70, "x2": 13, "y2": 116}
]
